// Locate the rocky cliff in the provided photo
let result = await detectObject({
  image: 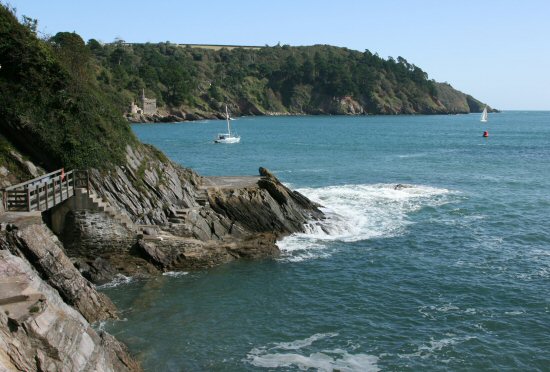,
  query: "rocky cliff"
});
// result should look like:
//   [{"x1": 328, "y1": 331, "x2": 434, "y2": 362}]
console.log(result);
[
  {"x1": 0, "y1": 222, "x2": 140, "y2": 372},
  {"x1": 57, "y1": 144, "x2": 324, "y2": 281}
]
